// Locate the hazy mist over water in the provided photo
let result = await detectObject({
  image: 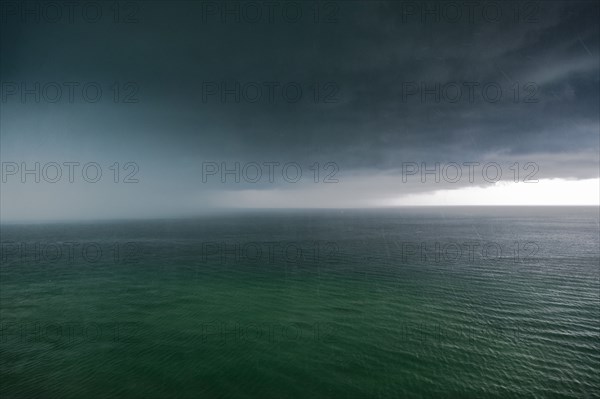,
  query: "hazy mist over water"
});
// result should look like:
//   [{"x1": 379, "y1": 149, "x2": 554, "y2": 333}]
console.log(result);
[{"x1": 1, "y1": 0, "x2": 599, "y2": 397}]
